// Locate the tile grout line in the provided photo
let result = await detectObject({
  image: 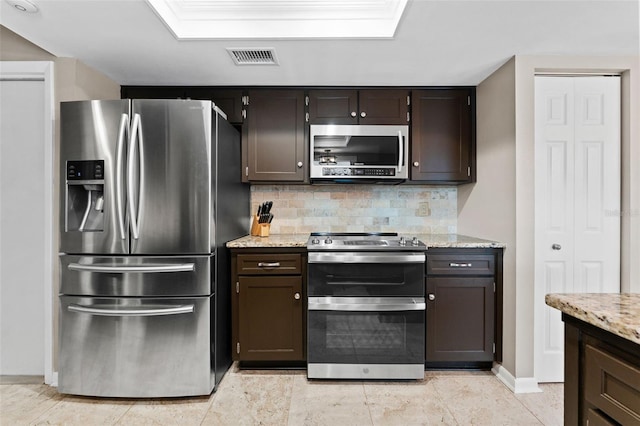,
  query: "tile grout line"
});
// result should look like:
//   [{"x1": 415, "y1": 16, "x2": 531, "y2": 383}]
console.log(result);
[{"x1": 429, "y1": 375, "x2": 461, "y2": 425}]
